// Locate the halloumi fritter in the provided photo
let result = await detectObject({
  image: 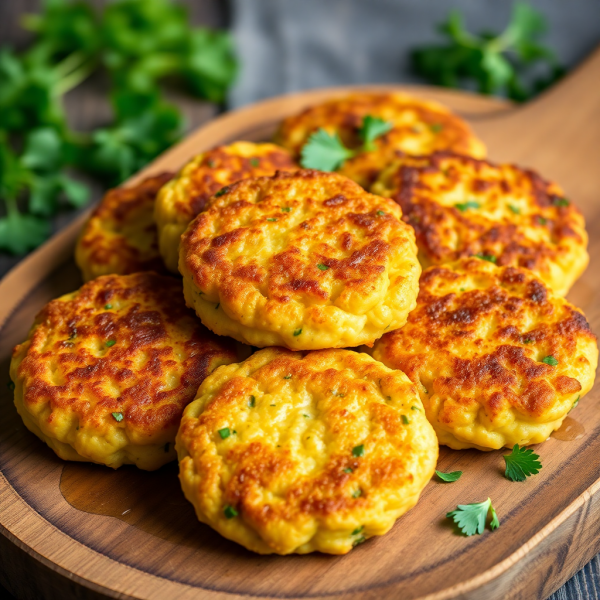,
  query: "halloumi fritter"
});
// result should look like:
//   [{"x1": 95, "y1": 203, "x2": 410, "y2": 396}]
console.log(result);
[
  {"x1": 179, "y1": 169, "x2": 421, "y2": 350},
  {"x1": 10, "y1": 273, "x2": 239, "y2": 470},
  {"x1": 75, "y1": 173, "x2": 172, "y2": 282},
  {"x1": 155, "y1": 141, "x2": 298, "y2": 272},
  {"x1": 176, "y1": 347, "x2": 438, "y2": 555},
  {"x1": 371, "y1": 152, "x2": 589, "y2": 296},
  {"x1": 371, "y1": 258, "x2": 598, "y2": 450},
  {"x1": 275, "y1": 92, "x2": 486, "y2": 188}
]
